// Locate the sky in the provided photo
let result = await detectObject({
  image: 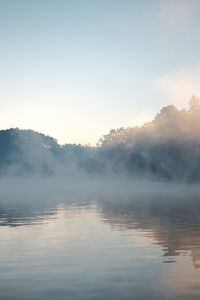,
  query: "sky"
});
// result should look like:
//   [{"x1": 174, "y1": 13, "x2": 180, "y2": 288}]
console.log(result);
[{"x1": 0, "y1": 0, "x2": 200, "y2": 145}]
